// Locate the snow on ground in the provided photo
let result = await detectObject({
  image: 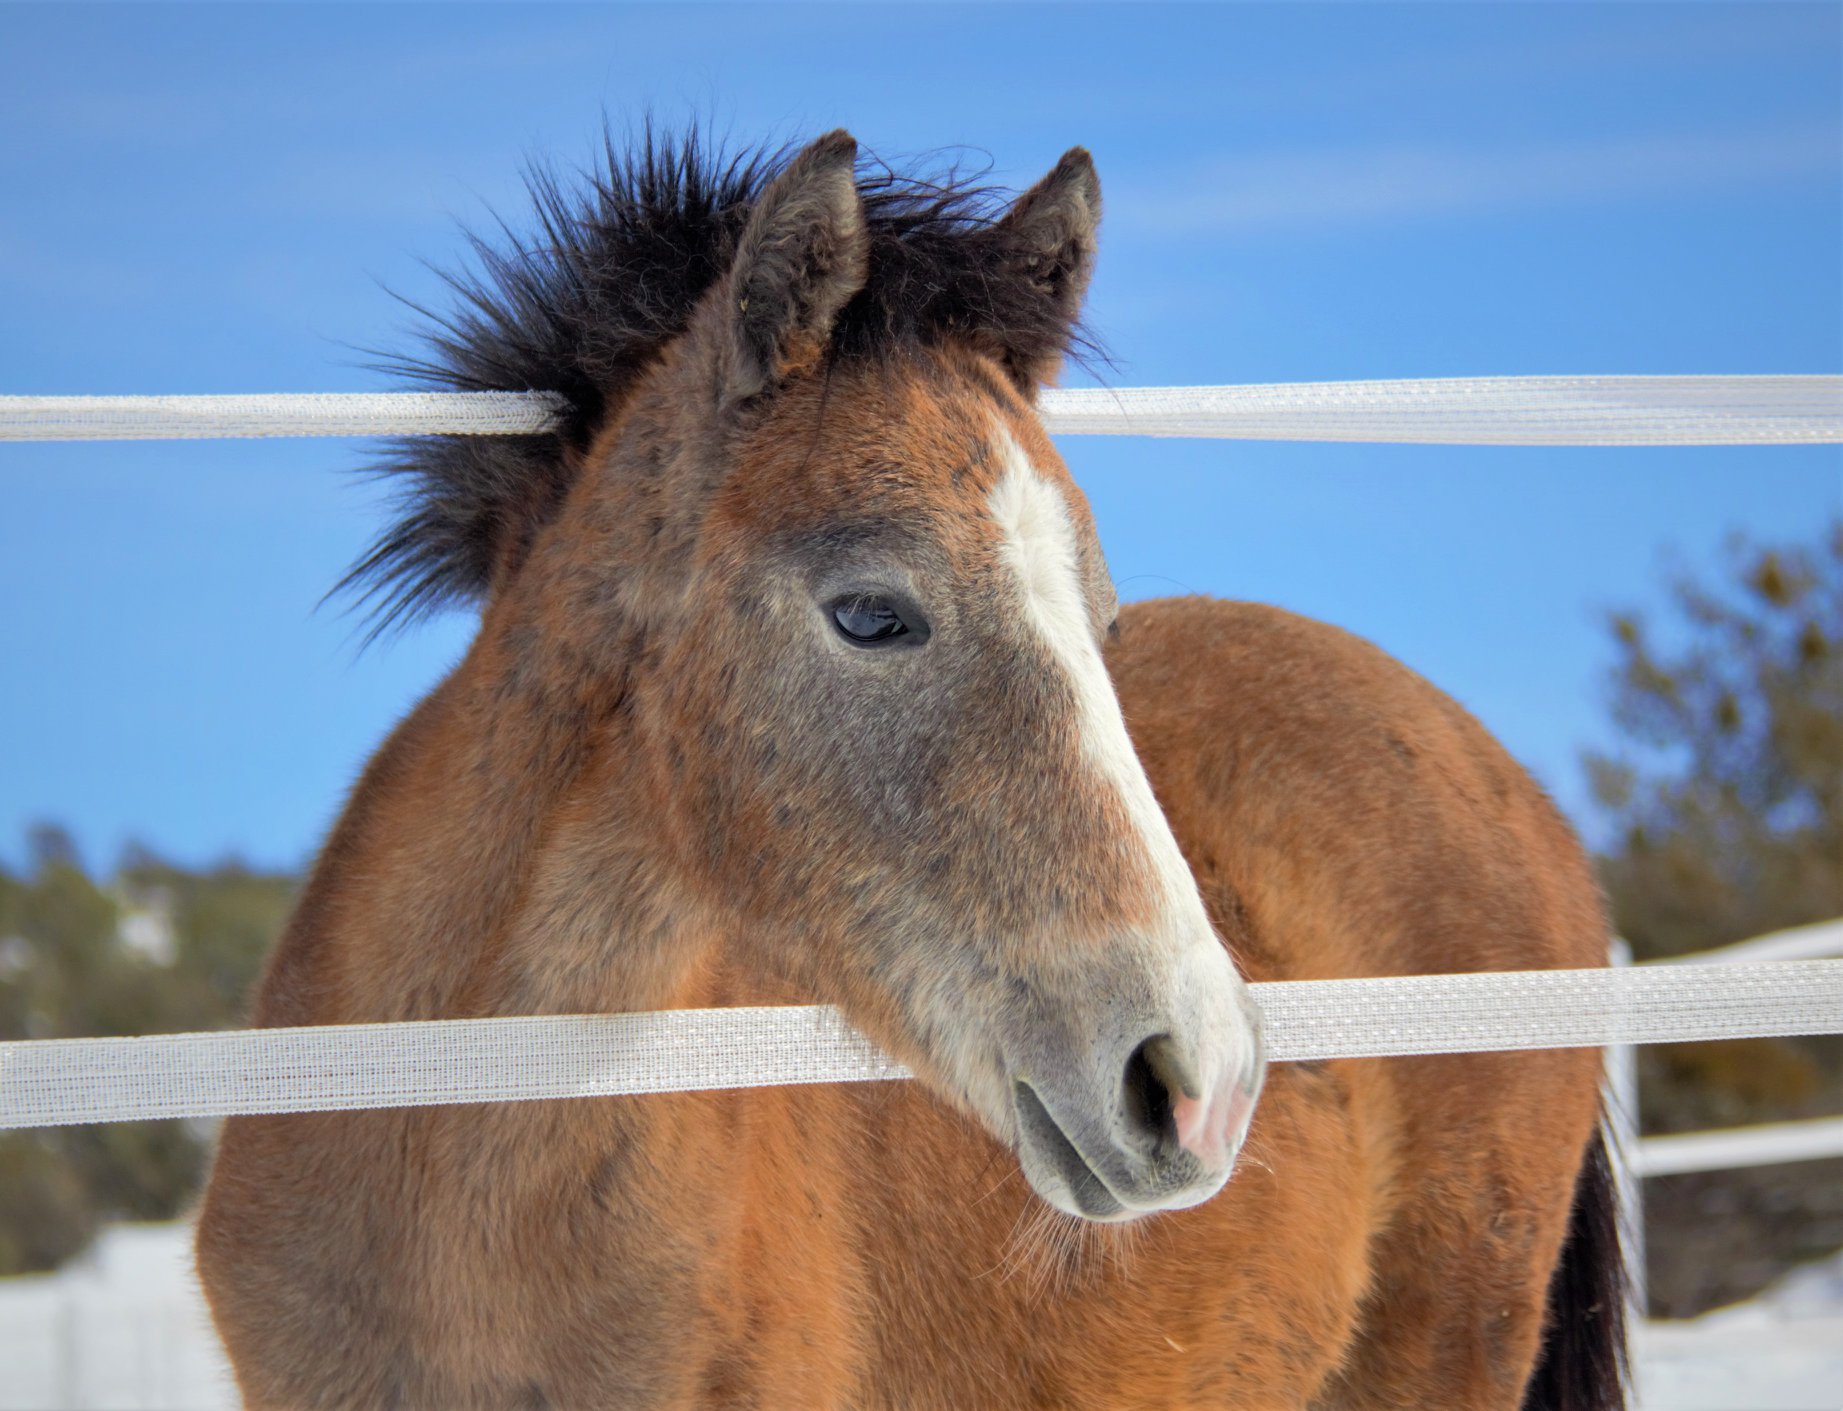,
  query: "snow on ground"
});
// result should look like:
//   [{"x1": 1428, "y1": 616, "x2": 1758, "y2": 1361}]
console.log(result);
[
  {"x1": 1, "y1": 1222, "x2": 1839, "y2": 1409},
  {"x1": 0, "y1": 1223, "x2": 235, "y2": 1411},
  {"x1": 1636, "y1": 1250, "x2": 1843, "y2": 1411}
]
